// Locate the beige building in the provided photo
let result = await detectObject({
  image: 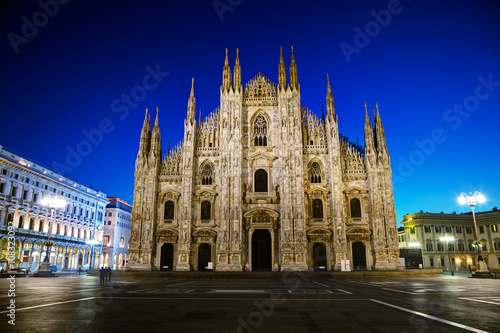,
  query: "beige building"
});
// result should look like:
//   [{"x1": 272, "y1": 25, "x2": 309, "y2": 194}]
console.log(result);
[
  {"x1": 128, "y1": 48, "x2": 401, "y2": 271},
  {"x1": 399, "y1": 209, "x2": 500, "y2": 271}
]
